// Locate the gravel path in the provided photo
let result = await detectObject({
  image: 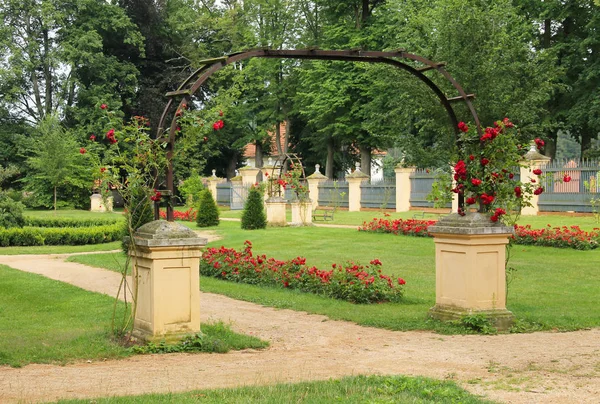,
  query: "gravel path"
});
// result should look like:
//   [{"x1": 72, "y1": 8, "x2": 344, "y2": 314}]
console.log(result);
[{"x1": 0, "y1": 246, "x2": 598, "y2": 404}]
